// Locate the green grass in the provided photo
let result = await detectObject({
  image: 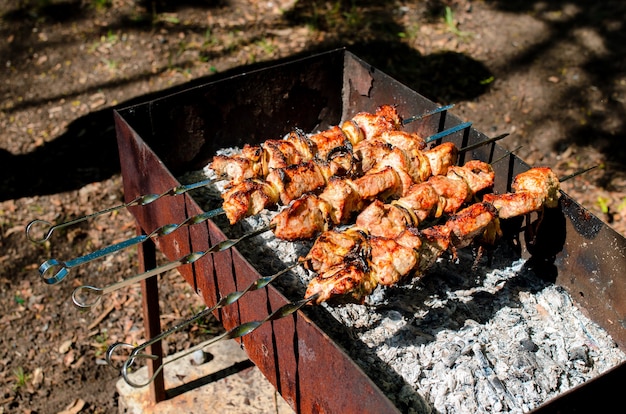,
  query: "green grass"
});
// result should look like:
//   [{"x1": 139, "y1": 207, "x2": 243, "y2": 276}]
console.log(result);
[
  {"x1": 13, "y1": 367, "x2": 30, "y2": 390},
  {"x1": 444, "y1": 6, "x2": 471, "y2": 38}
]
